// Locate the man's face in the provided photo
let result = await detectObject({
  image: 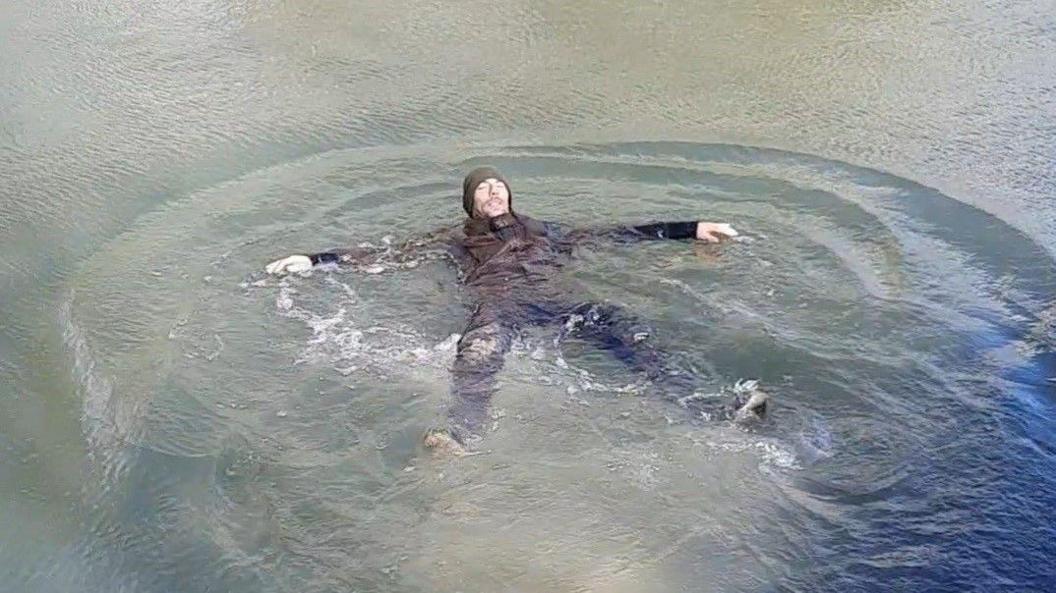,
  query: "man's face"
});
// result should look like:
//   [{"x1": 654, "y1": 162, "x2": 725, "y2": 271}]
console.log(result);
[{"x1": 472, "y1": 178, "x2": 510, "y2": 218}]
